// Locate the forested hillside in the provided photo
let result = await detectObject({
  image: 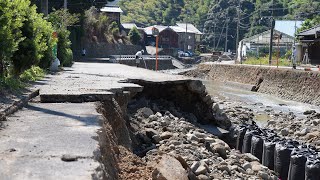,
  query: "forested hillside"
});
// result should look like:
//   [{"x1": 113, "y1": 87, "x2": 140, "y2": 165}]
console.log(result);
[
  {"x1": 119, "y1": 0, "x2": 211, "y2": 28},
  {"x1": 119, "y1": 0, "x2": 320, "y2": 50}
]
